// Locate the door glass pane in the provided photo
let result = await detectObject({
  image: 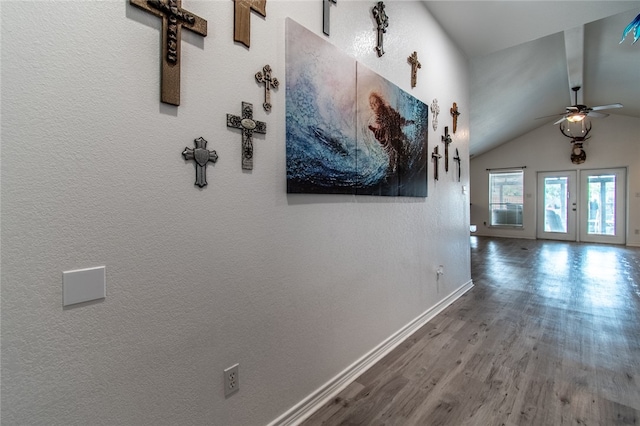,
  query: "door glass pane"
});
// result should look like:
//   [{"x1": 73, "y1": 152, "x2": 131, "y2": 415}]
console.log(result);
[
  {"x1": 544, "y1": 177, "x2": 568, "y2": 233},
  {"x1": 587, "y1": 174, "x2": 615, "y2": 235}
]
